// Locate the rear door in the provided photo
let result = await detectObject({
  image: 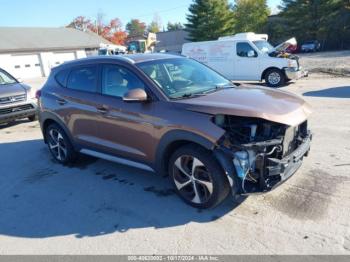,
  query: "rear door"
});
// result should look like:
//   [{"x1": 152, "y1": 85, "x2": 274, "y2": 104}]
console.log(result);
[{"x1": 54, "y1": 65, "x2": 101, "y2": 149}]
